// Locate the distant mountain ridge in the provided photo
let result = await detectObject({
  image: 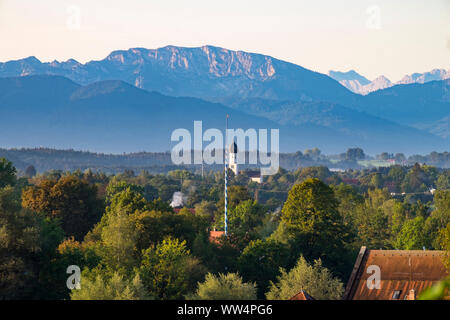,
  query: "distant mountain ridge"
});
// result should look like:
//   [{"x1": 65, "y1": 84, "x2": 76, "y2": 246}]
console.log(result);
[
  {"x1": 0, "y1": 75, "x2": 446, "y2": 154},
  {"x1": 0, "y1": 45, "x2": 355, "y2": 105},
  {"x1": 329, "y1": 69, "x2": 450, "y2": 95},
  {"x1": 351, "y1": 79, "x2": 450, "y2": 139},
  {"x1": 0, "y1": 46, "x2": 449, "y2": 147}
]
